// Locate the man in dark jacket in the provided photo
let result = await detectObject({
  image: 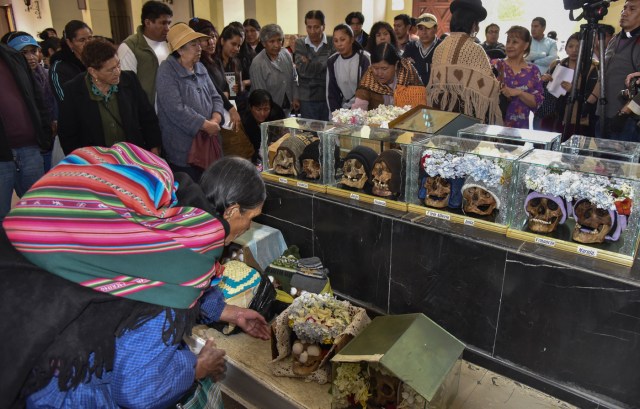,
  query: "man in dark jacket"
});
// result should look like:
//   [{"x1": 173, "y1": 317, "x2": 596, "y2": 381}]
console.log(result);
[
  {"x1": 0, "y1": 43, "x2": 52, "y2": 220},
  {"x1": 346, "y1": 11, "x2": 369, "y2": 49}
]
